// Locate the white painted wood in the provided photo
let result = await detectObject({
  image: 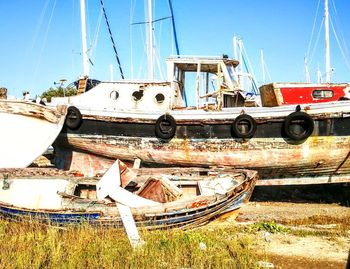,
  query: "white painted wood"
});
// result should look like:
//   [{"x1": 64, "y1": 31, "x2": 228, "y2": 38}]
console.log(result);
[
  {"x1": 0, "y1": 178, "x2": 69, "y2": 209},
  {"x1": 96, "y1": 160, "x2": 146, "y2": 247},
  {"x1": 0, "y1": 101, "x2": 66, "y2": 168},
  {"x1": 97, "y1": 160, "x2": 160, "y2": 207},
  {"x1": 133, "y1": 158, "x2": 141, "y2": 169},
  {"x1": 96, "y1": 160, "x2": 121, "y2": 200},
  {"x1": 195, "y1": 63, "x2": 201, "y2": 109},
  {"x1": 116, "y1": 203, "x2": 144, "y2": 248}
]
